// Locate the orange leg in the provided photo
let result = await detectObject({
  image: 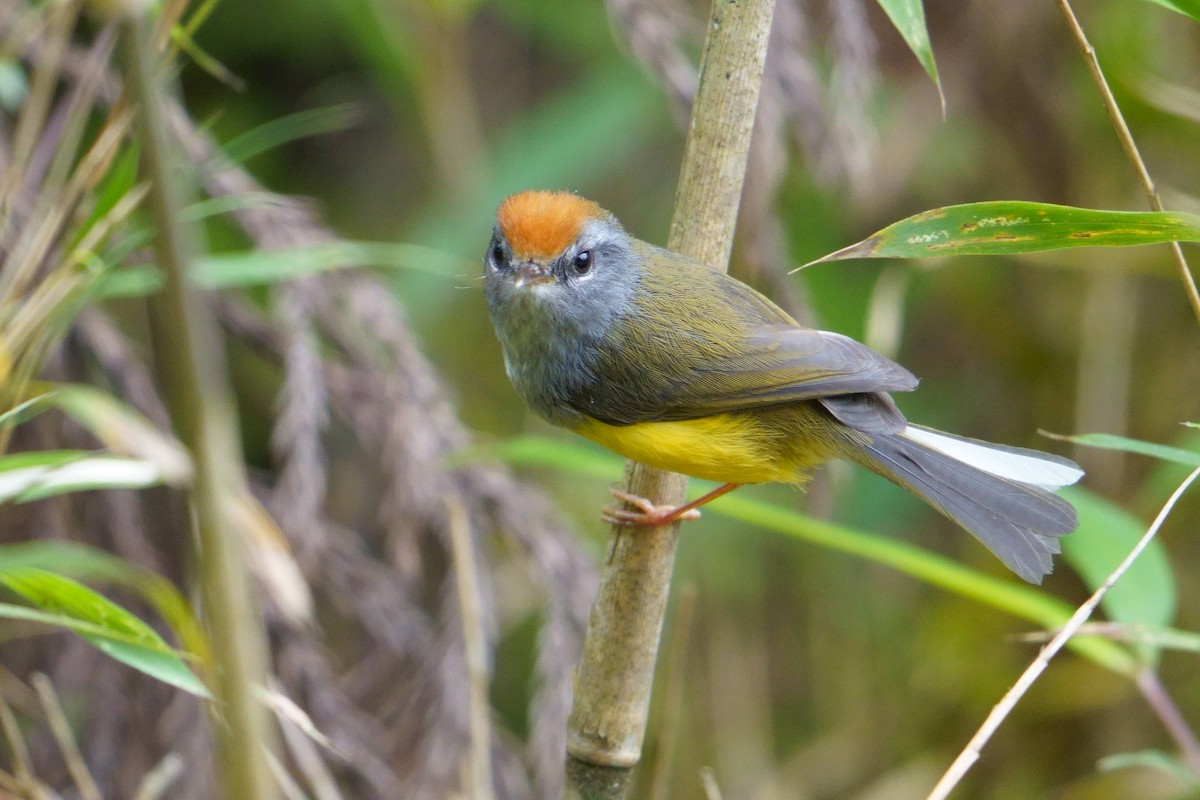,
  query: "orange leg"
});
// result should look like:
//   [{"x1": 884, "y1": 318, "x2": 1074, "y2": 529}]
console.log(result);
[{"x1": 602, "y1": 482, "x2": 742, "y2": 527}]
